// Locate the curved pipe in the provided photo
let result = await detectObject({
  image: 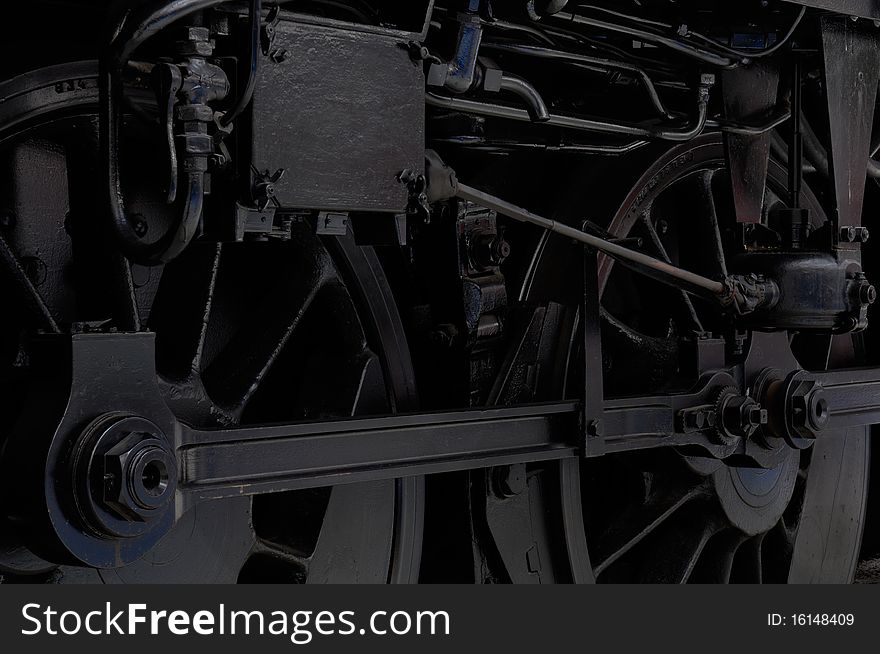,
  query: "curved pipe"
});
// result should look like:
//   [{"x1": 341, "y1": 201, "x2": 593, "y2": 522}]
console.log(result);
[
  {"x1": 445, "y1": 13, "x2": 484, "y2": 93},
  {"x1": 550, "y1": 11, "x2": 738, "y2": 68},
  {"x1": 499, "y1": 73, "x2": 550, "y2": 122},
  {"x1": 707, "y1": 108, "x2": 792, "y2": 136},
  {"x1": 482, "y1": 42, "x2": 673, "y2": 119},
  {"x1": 426, "y1": 86, "x2": 708, "y2": 142},
  {"x1": 433, "y1": 136, "x2": 649, "y2": 154},
  {"x1": 486, "y1": 19, "x2": 558, "y2": 47},
  {"x1": 103, "y1": 0, "x2": 232, "y2": 263},
  {"x1": 219, "y1": 0, "x2": 261, "y2": 127}
]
